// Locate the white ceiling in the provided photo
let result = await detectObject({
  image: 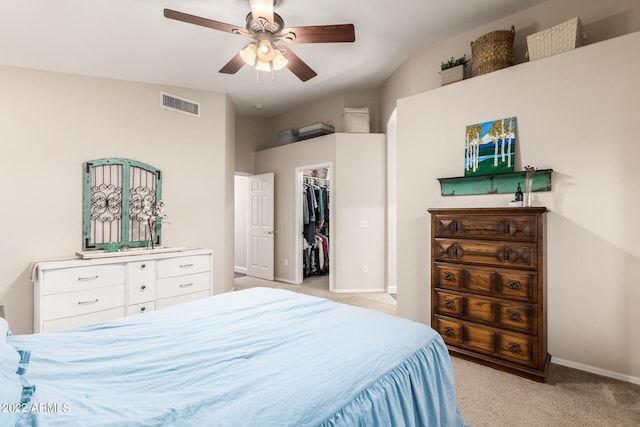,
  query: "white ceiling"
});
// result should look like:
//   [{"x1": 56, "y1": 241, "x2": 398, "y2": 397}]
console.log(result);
[{"x1": 0, "y1": 0, "x2": 545, "y2": 115}]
